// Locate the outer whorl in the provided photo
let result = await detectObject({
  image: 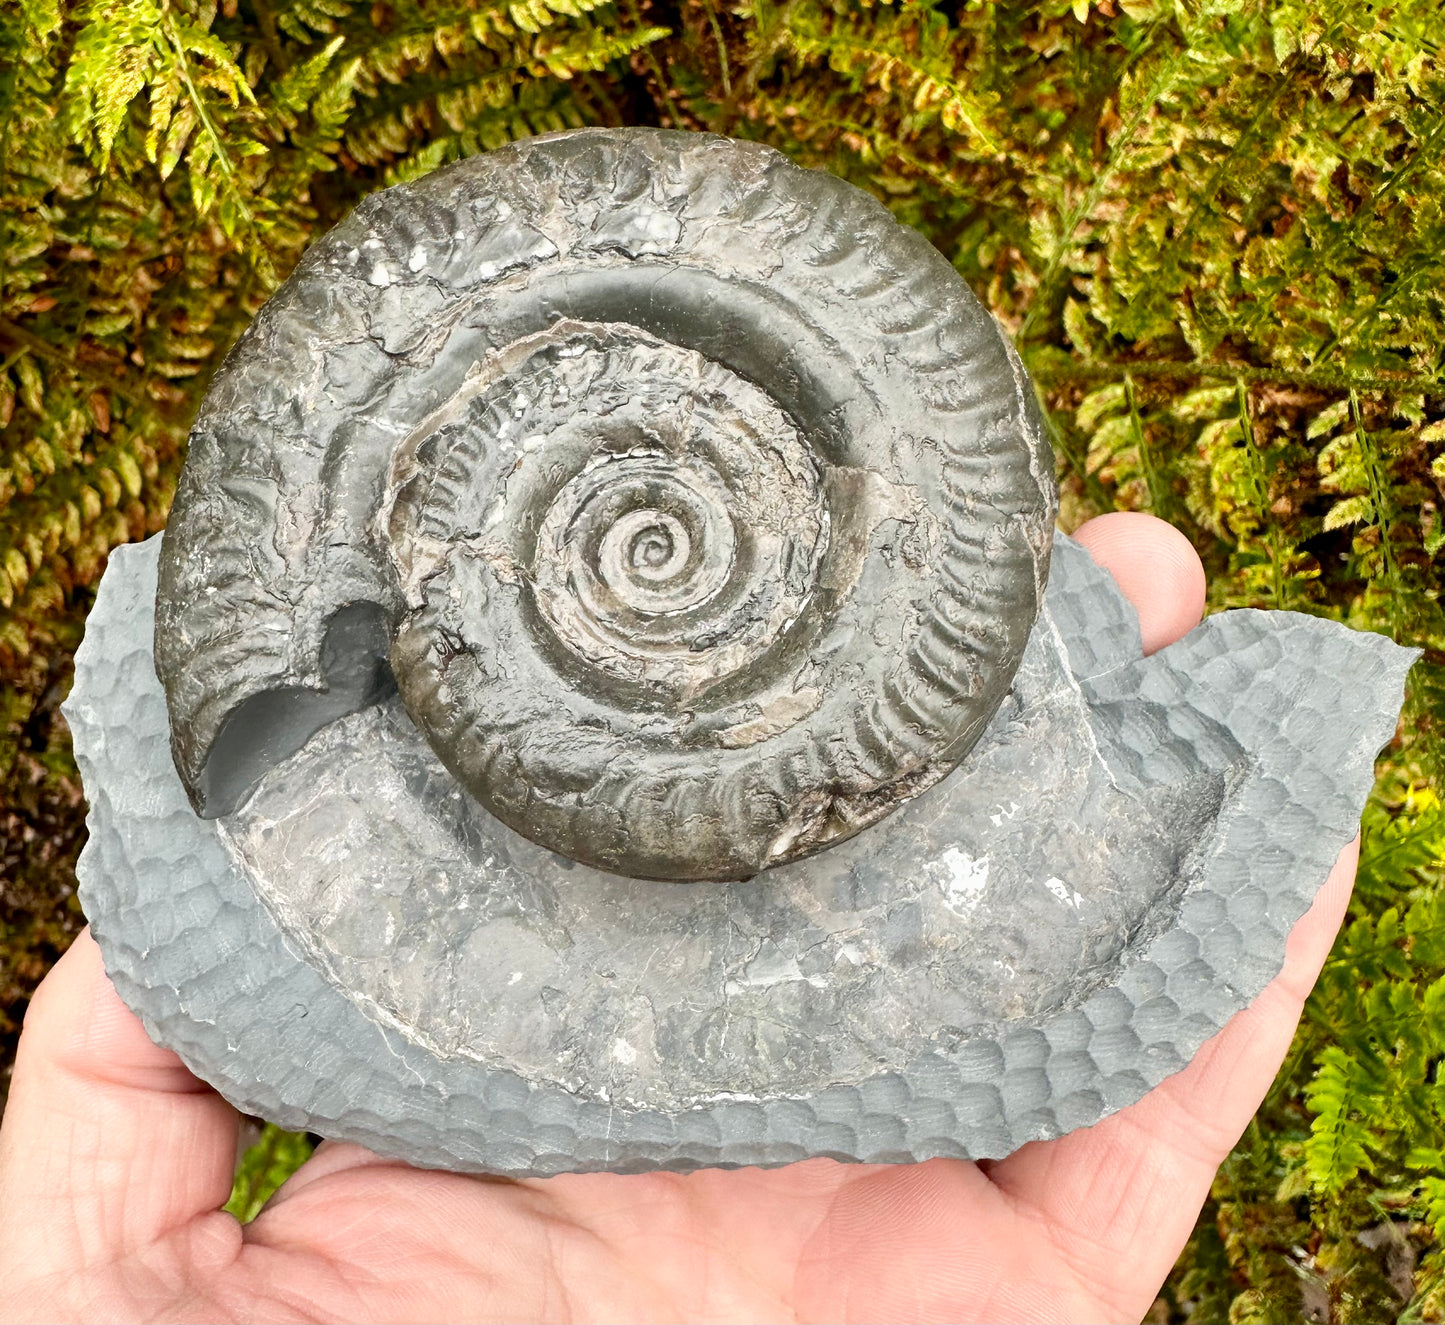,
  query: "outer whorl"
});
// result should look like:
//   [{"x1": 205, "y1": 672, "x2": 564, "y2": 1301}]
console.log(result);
[{"x1": 155, "y1": 128, "x2": 1056, "y2": 881}]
